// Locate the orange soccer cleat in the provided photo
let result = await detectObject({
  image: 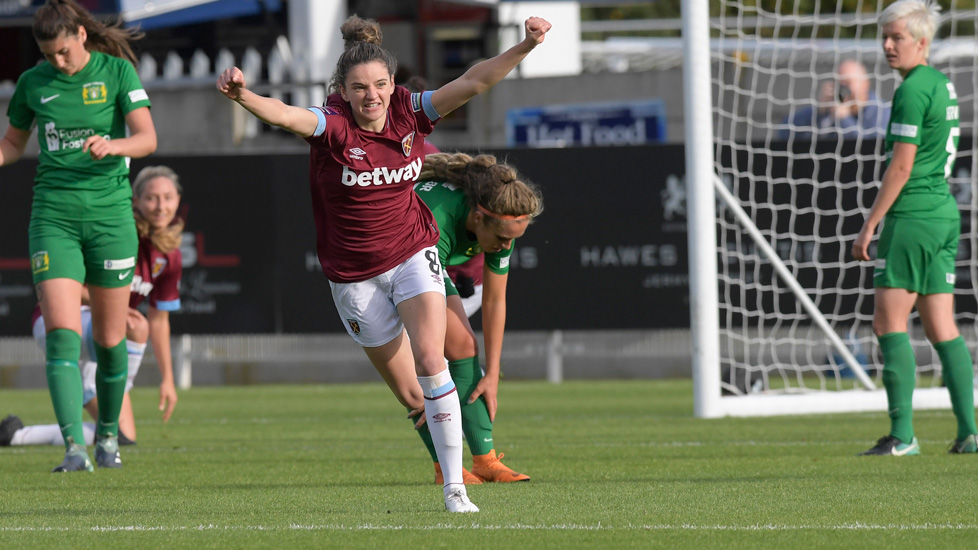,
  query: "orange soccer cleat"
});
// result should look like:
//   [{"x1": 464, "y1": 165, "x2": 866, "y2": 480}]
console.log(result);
[
  {"x1": 471, "y1": 449, "x2": 530, "y2": 482},
  {"x1": 434, "y1": 462, "x2": 483, "y2": 485}
]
